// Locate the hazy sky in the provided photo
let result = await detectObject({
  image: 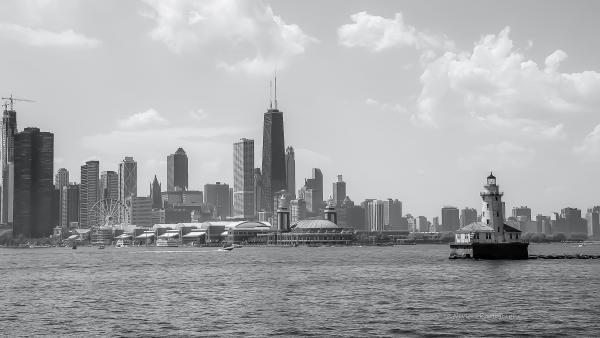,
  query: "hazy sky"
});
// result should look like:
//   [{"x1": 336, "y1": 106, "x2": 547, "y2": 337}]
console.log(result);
[{"x1": 1, "y1": 0, "x2": 600, "y2": 219}]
